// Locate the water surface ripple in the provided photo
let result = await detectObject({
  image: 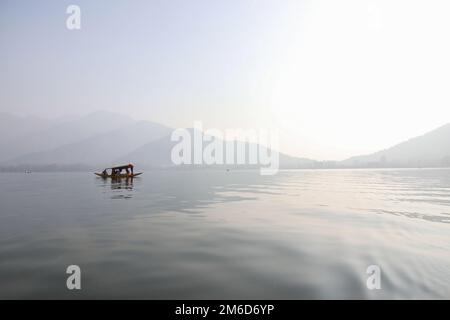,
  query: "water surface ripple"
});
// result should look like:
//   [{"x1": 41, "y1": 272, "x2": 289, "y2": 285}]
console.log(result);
[{"x1": 0, "y1": 169, "x2": 449, "y2": 299}]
